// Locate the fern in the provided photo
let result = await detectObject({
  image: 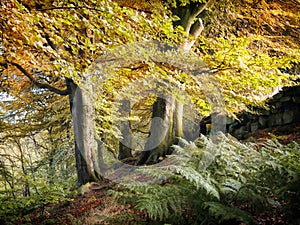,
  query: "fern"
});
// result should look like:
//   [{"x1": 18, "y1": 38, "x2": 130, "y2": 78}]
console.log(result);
[
  {"x1": 204, "y1": 202, "x2": 258, "y2": 225},
  {"x1": 174, "y1": 166, "x2": 219, "y2": 199},
  {"x1": 111, "y1": 133, "x2": 300, "y2": 224}
]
